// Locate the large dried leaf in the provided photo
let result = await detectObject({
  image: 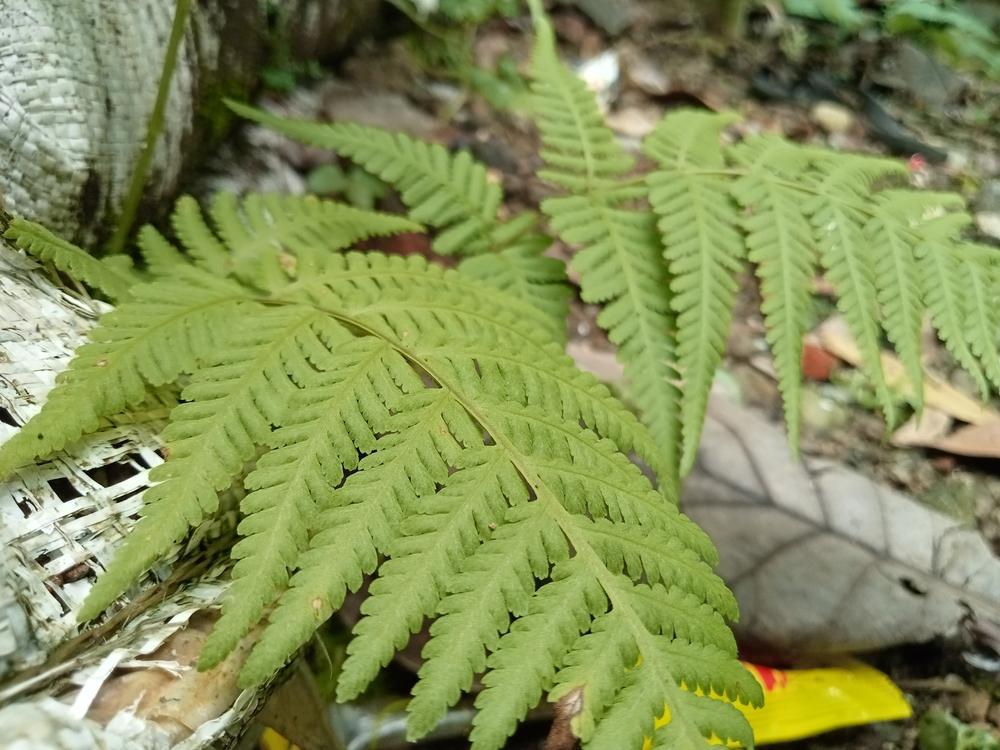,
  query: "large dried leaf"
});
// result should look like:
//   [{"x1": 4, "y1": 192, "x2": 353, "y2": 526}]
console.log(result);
[{"x1": 683, "y1": 397, "x2": 1000, "y2": 654}]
